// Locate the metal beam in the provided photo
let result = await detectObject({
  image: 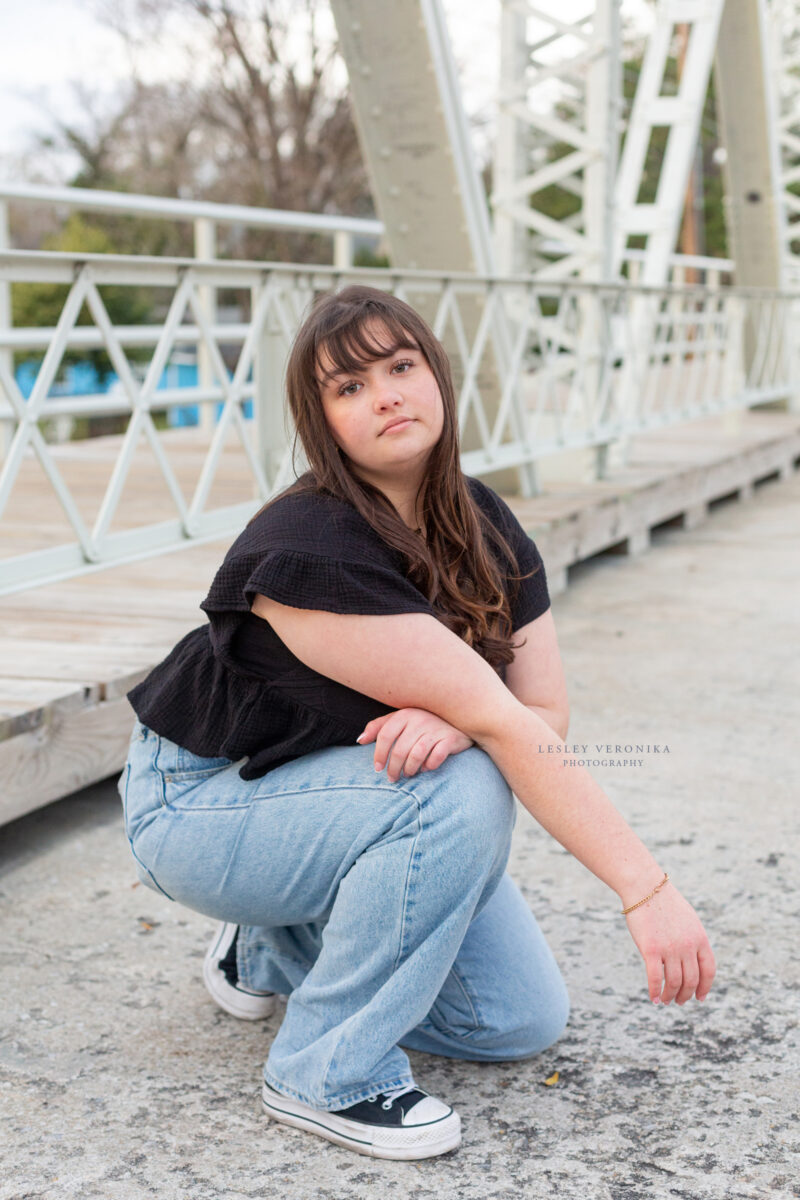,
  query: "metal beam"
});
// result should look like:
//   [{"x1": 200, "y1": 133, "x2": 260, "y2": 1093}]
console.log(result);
[
  {"x1": 763, "y1": 0, "x2": 800, "y2": 288},
  {"x1": 329, "y1": 0, "x2": 535, "y2": 494},
  {"x1": 716, "y1": 0, "x2": 789, "y2": 405},
  {"x1": 715, "y1": 0, "x2": 784, "y2": 289},
  {"x1": 328, "y1": 0, "x2": 493, "y2": 274}
]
